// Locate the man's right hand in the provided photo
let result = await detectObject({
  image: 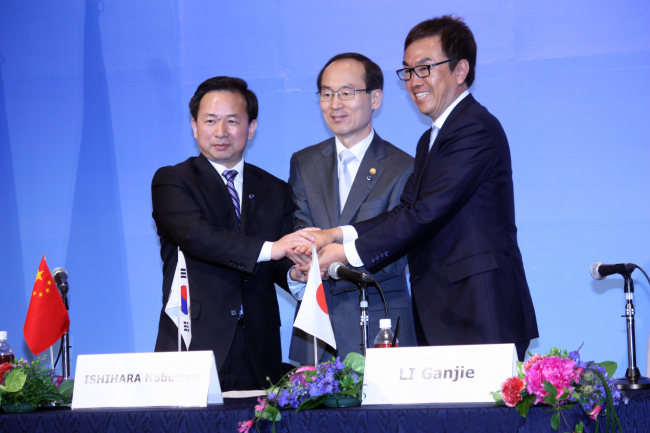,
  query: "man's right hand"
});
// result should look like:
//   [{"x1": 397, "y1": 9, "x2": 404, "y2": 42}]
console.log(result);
[{"x1": 271, "y1": 228, "x2": 320, "y2": 260}]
